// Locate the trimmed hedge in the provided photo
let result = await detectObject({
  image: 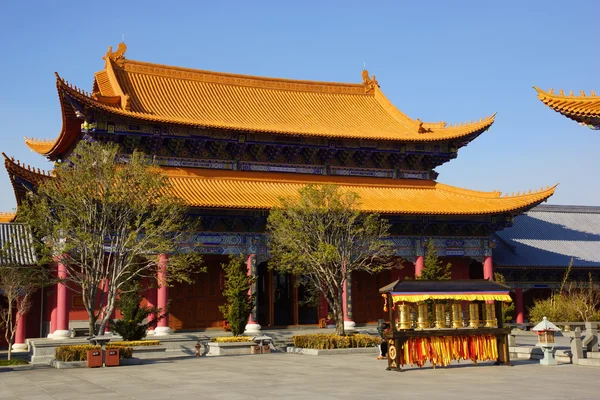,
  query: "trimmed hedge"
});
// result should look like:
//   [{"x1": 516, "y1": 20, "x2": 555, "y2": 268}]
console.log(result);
[
  {"x1": 55, "y1": 340, "x2": 161, "y2": 362},
  {"x1": 55, "y1": 345, "x2": 100, "y2": 362},
  {"x1": 0, "y1": 359, "x2": 28, "y2": 366},
  {"x1": 210, "y1": 336, "x2": 253, "y2": 343},
  {"x1": 110, "y1": 340, "x2": 160, "y2": 347},
  {"x1": 292, "y1": 334, "x2": 381, "y2": 350}
]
